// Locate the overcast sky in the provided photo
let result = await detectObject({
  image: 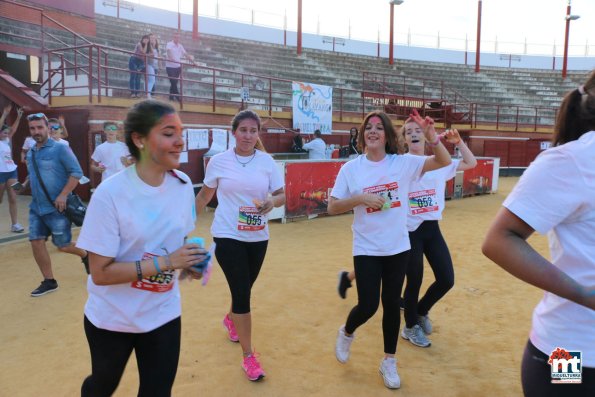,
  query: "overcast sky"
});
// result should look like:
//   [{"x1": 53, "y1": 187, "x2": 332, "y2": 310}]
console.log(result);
[{"x1": 135, "y1": 0, "x2": 594, "y2": 55}]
